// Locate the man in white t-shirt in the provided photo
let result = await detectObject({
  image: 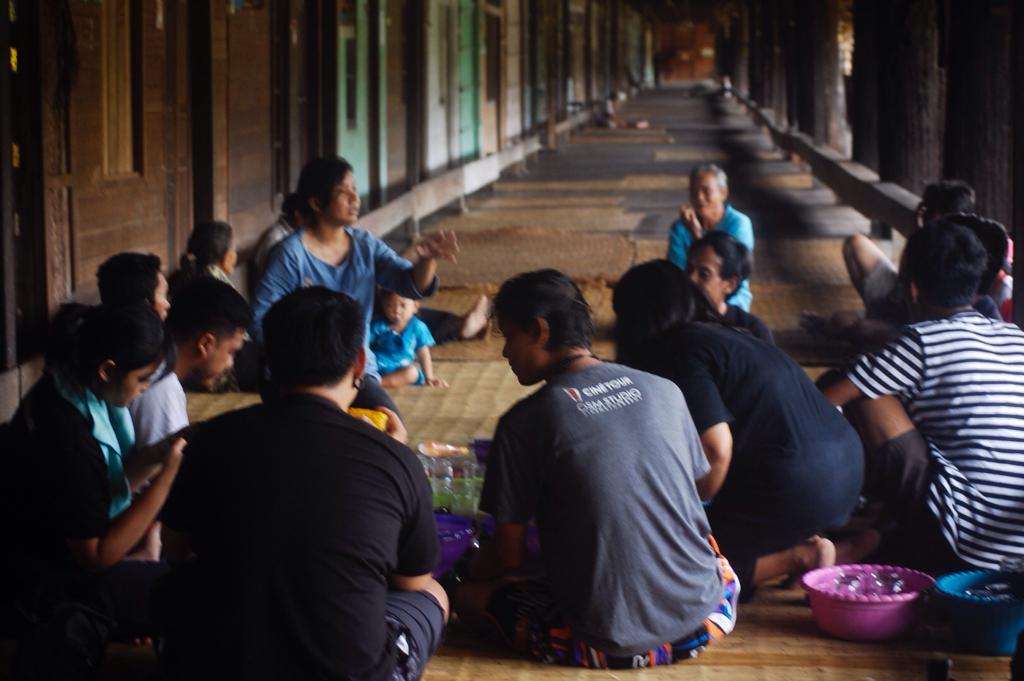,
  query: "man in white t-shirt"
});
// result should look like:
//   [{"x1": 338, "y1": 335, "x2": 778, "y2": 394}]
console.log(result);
[{"x1": 131, "y1": 278, "x2": 252, "y2": 446}]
